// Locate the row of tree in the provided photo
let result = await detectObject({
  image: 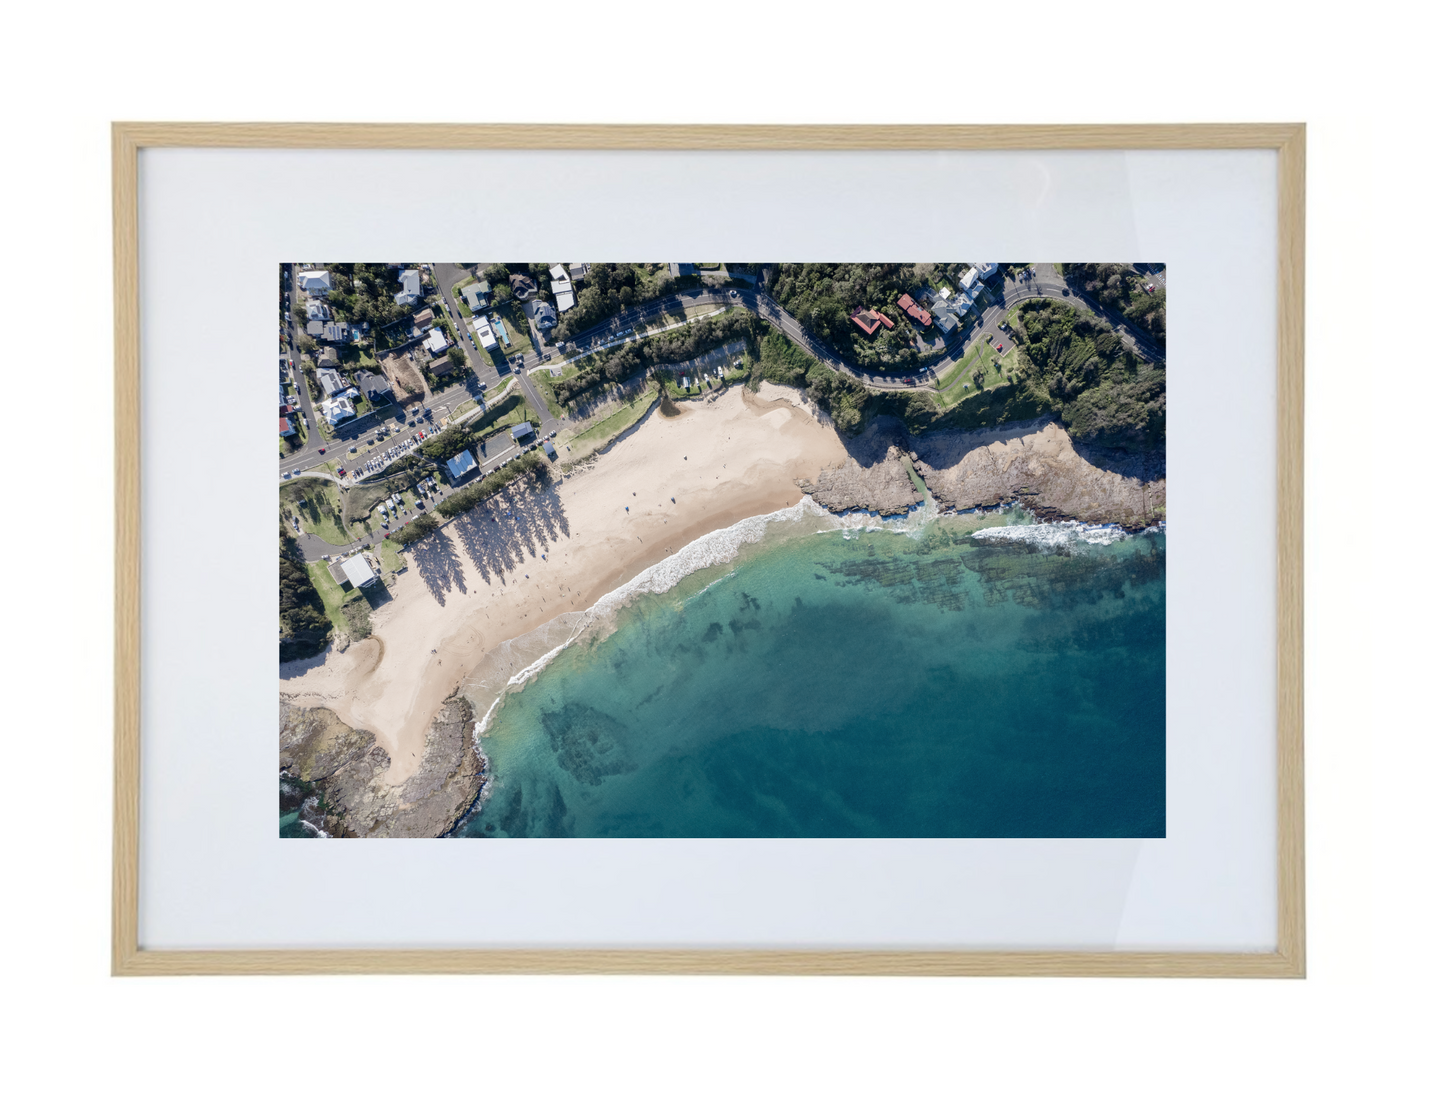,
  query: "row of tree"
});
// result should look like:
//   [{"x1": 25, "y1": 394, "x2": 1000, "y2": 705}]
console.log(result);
[
  {"x1": 324, "y1": 262, "x2": 419, "y2": 331},
  {"x1": 390, "y1": 452, "x2": 548, "y2": 544}
]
